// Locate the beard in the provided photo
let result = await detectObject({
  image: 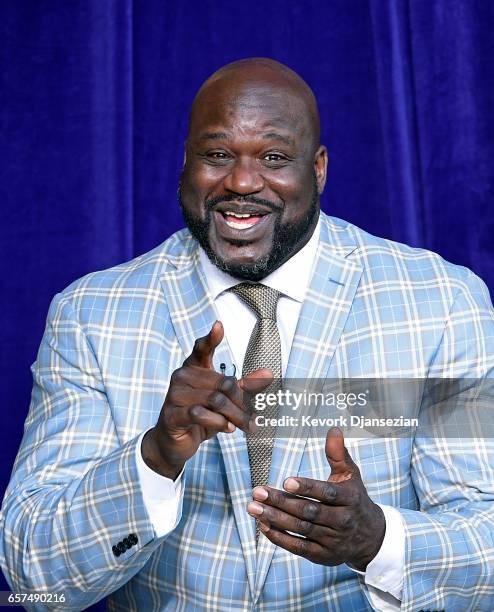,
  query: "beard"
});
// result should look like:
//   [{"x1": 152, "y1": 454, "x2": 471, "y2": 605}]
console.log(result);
[{"x1": 178, "y1": 174, "x2": 319, "y2": 281}]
